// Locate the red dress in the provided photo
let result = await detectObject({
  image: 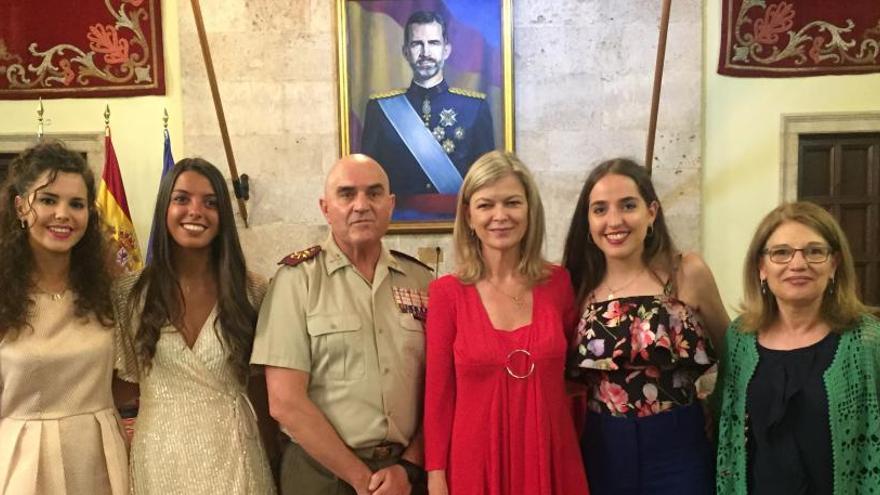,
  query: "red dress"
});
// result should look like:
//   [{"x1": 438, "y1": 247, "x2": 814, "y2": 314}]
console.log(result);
[{"x1": 424, "y1": 266, "x2": 589, "y2": 495}]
